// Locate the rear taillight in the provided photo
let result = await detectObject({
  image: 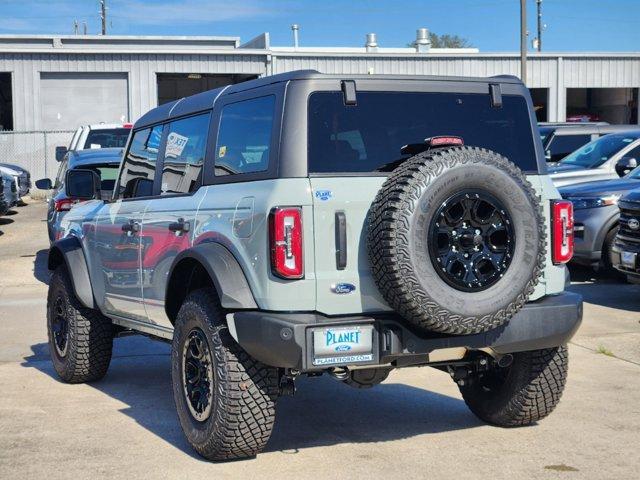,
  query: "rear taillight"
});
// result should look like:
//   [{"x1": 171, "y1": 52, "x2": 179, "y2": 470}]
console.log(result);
[
  {"x1": 552, "y1": 200, "x2": 574, "y2": 264},
  {"x1": 269, "y1": 207, "x2": 304, "y2": 279},
  {"x1": 54, "y1": 198, "x2": 80, "y2": 212}
]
